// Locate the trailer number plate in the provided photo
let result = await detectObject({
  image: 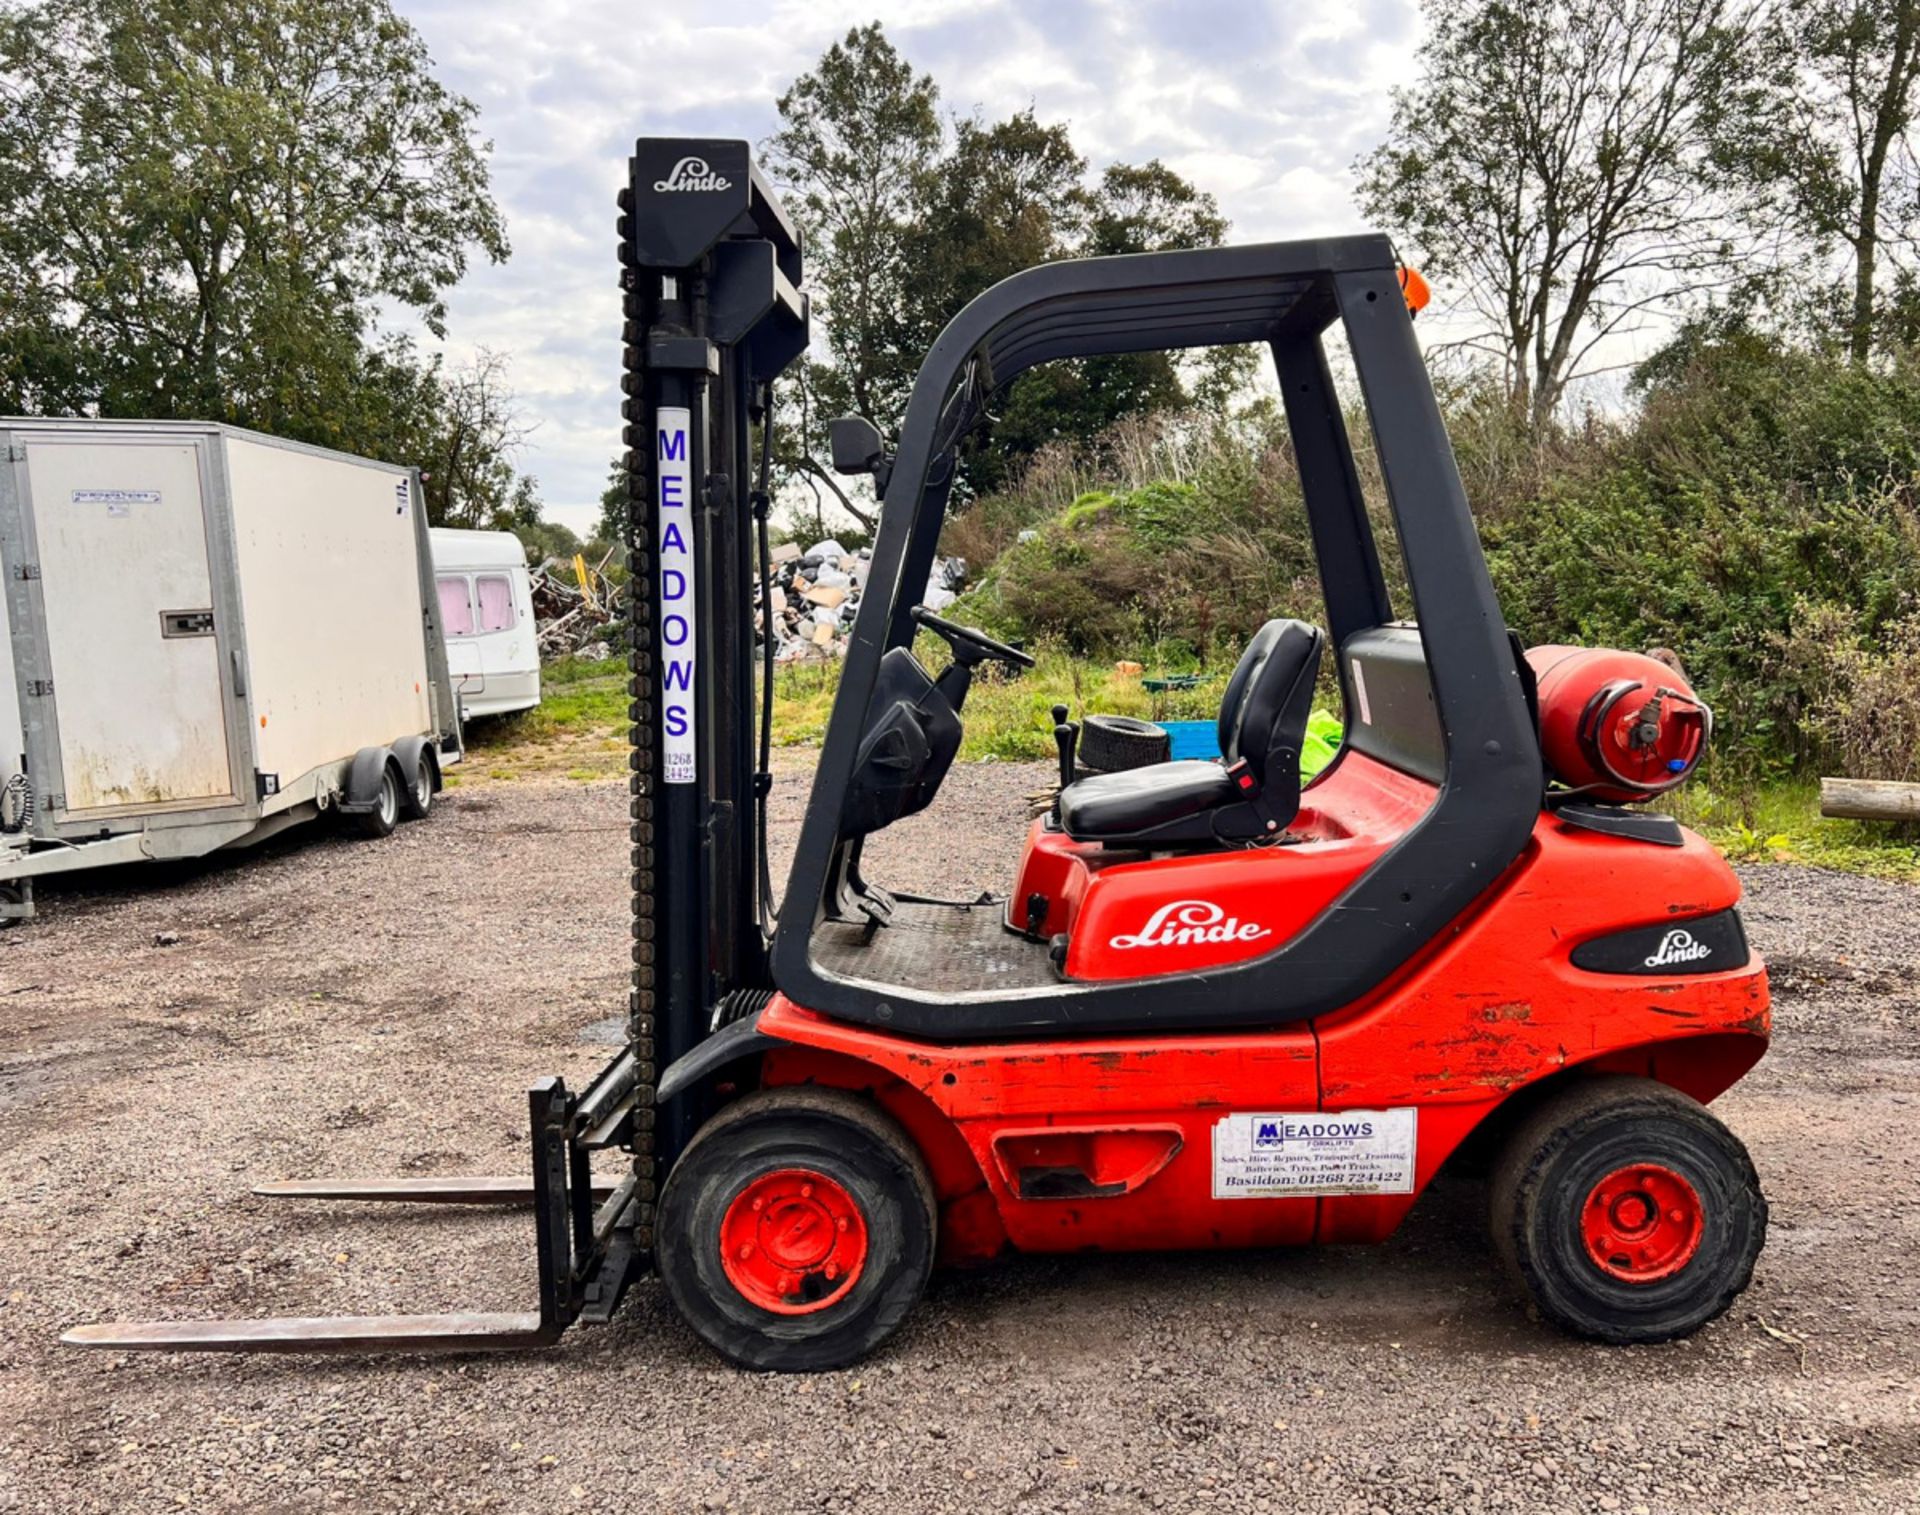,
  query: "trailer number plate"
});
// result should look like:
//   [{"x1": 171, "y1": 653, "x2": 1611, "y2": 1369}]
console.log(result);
[
  {"x1": 71, "y1": 488, "x2": 161, "y2": 516},
  {"x1": 656, "y1": 406, "x2": 696, "y2": 784},
  {"x1": 1211, "y1": 1109, "x2": 1417, "y2": 1198}
]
